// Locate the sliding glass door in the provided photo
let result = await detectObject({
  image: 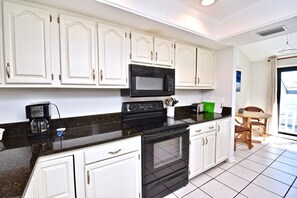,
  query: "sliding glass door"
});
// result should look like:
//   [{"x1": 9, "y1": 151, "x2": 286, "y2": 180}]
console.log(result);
[{"x1": 277, "y1": 66, "x2": 297, "y2": 136}]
